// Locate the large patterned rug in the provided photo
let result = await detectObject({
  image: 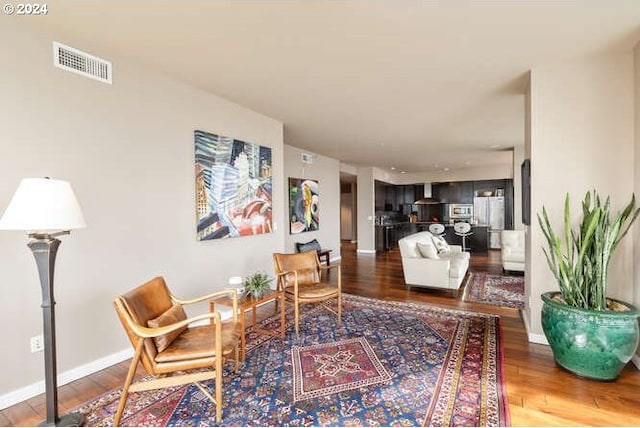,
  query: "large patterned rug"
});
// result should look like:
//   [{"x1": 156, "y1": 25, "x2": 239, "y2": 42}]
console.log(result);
[
  {"x1": 77, "y1": 294, "x2": 509, "y2": 426},
  {"x1": 462, "y1": 272, "x2": 525, "y2": 309}
]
